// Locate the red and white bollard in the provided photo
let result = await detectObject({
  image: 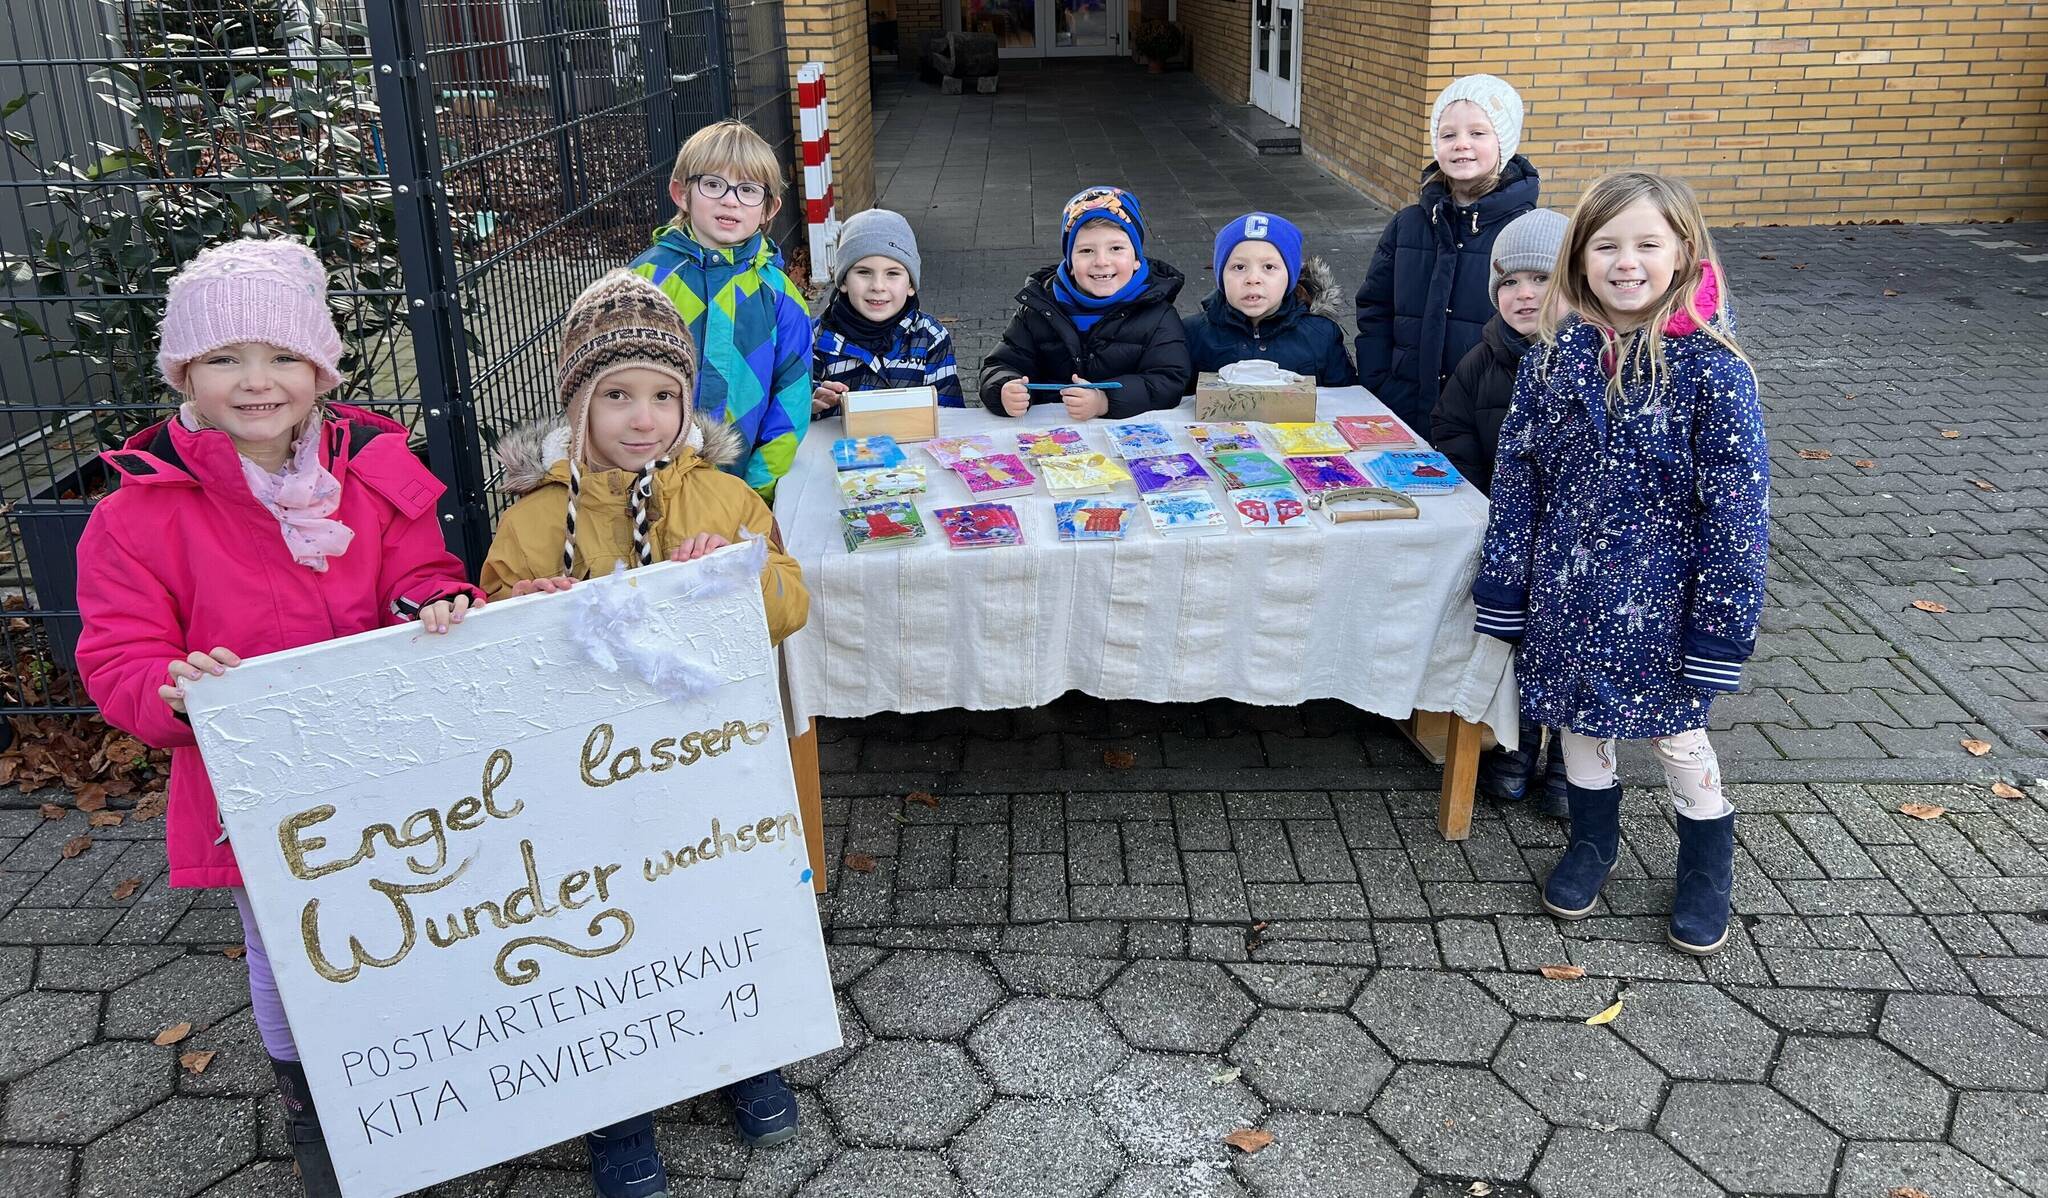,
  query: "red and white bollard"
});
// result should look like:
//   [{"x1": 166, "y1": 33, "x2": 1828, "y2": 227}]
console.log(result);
[{"x1": 798, "y1": 63, "x2": 839, "y2": 284}]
